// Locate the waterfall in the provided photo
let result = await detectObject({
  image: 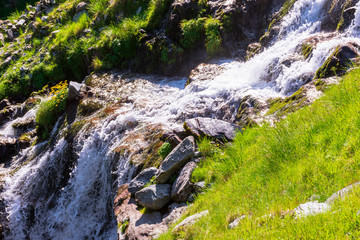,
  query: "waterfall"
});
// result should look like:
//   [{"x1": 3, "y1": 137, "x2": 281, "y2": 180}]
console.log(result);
[{"x1": 2, "y1": 0, "x2": 360, "y2": 238}]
